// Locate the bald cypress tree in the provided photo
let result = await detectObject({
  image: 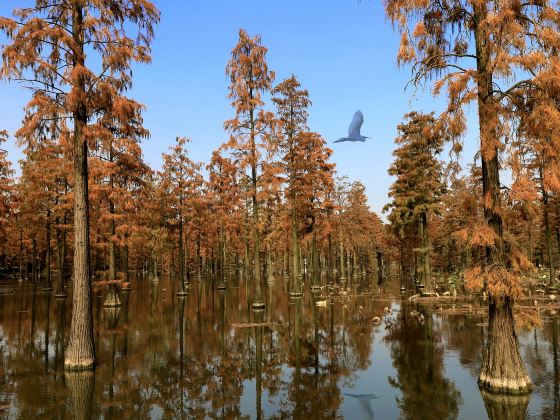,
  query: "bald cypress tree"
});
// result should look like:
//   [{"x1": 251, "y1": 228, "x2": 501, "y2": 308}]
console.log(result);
[
  {"x1": 383, "y1": 0, "x2": 560, "y2": 392},
  {"x1": 1, "y1": 0, "x2": 159, "y2": 370},
  {"x1": 384, "y1": 112, "x2": 445, "y2": 294},
  {"x1": 224, "y1": 29, "x2": 278, "y2": 310},
  {"x1": 272, "y1": 75, "x2": 311, "y2": 287}
]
